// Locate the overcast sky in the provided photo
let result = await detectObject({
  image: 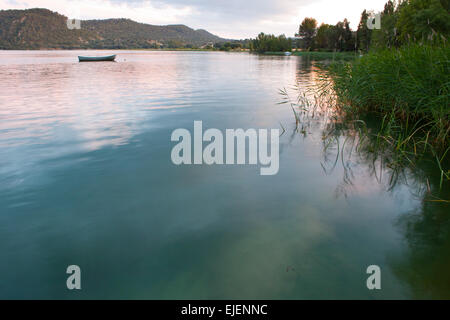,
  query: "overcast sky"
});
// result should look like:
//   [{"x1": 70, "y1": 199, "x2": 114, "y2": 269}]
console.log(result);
[{"x1": 1, "y1": 0, "x2": 388, "y2": 39}]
